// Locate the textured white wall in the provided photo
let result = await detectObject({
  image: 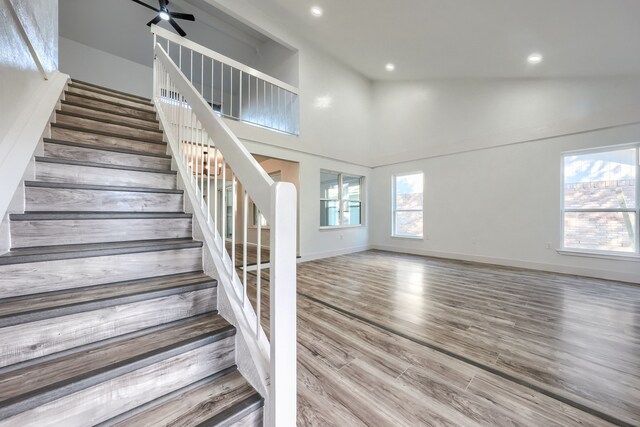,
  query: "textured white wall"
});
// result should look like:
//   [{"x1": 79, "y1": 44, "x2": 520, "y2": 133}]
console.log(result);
[{"x1": 0, "y1": 0, "x2": 58, "y2": 142}]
